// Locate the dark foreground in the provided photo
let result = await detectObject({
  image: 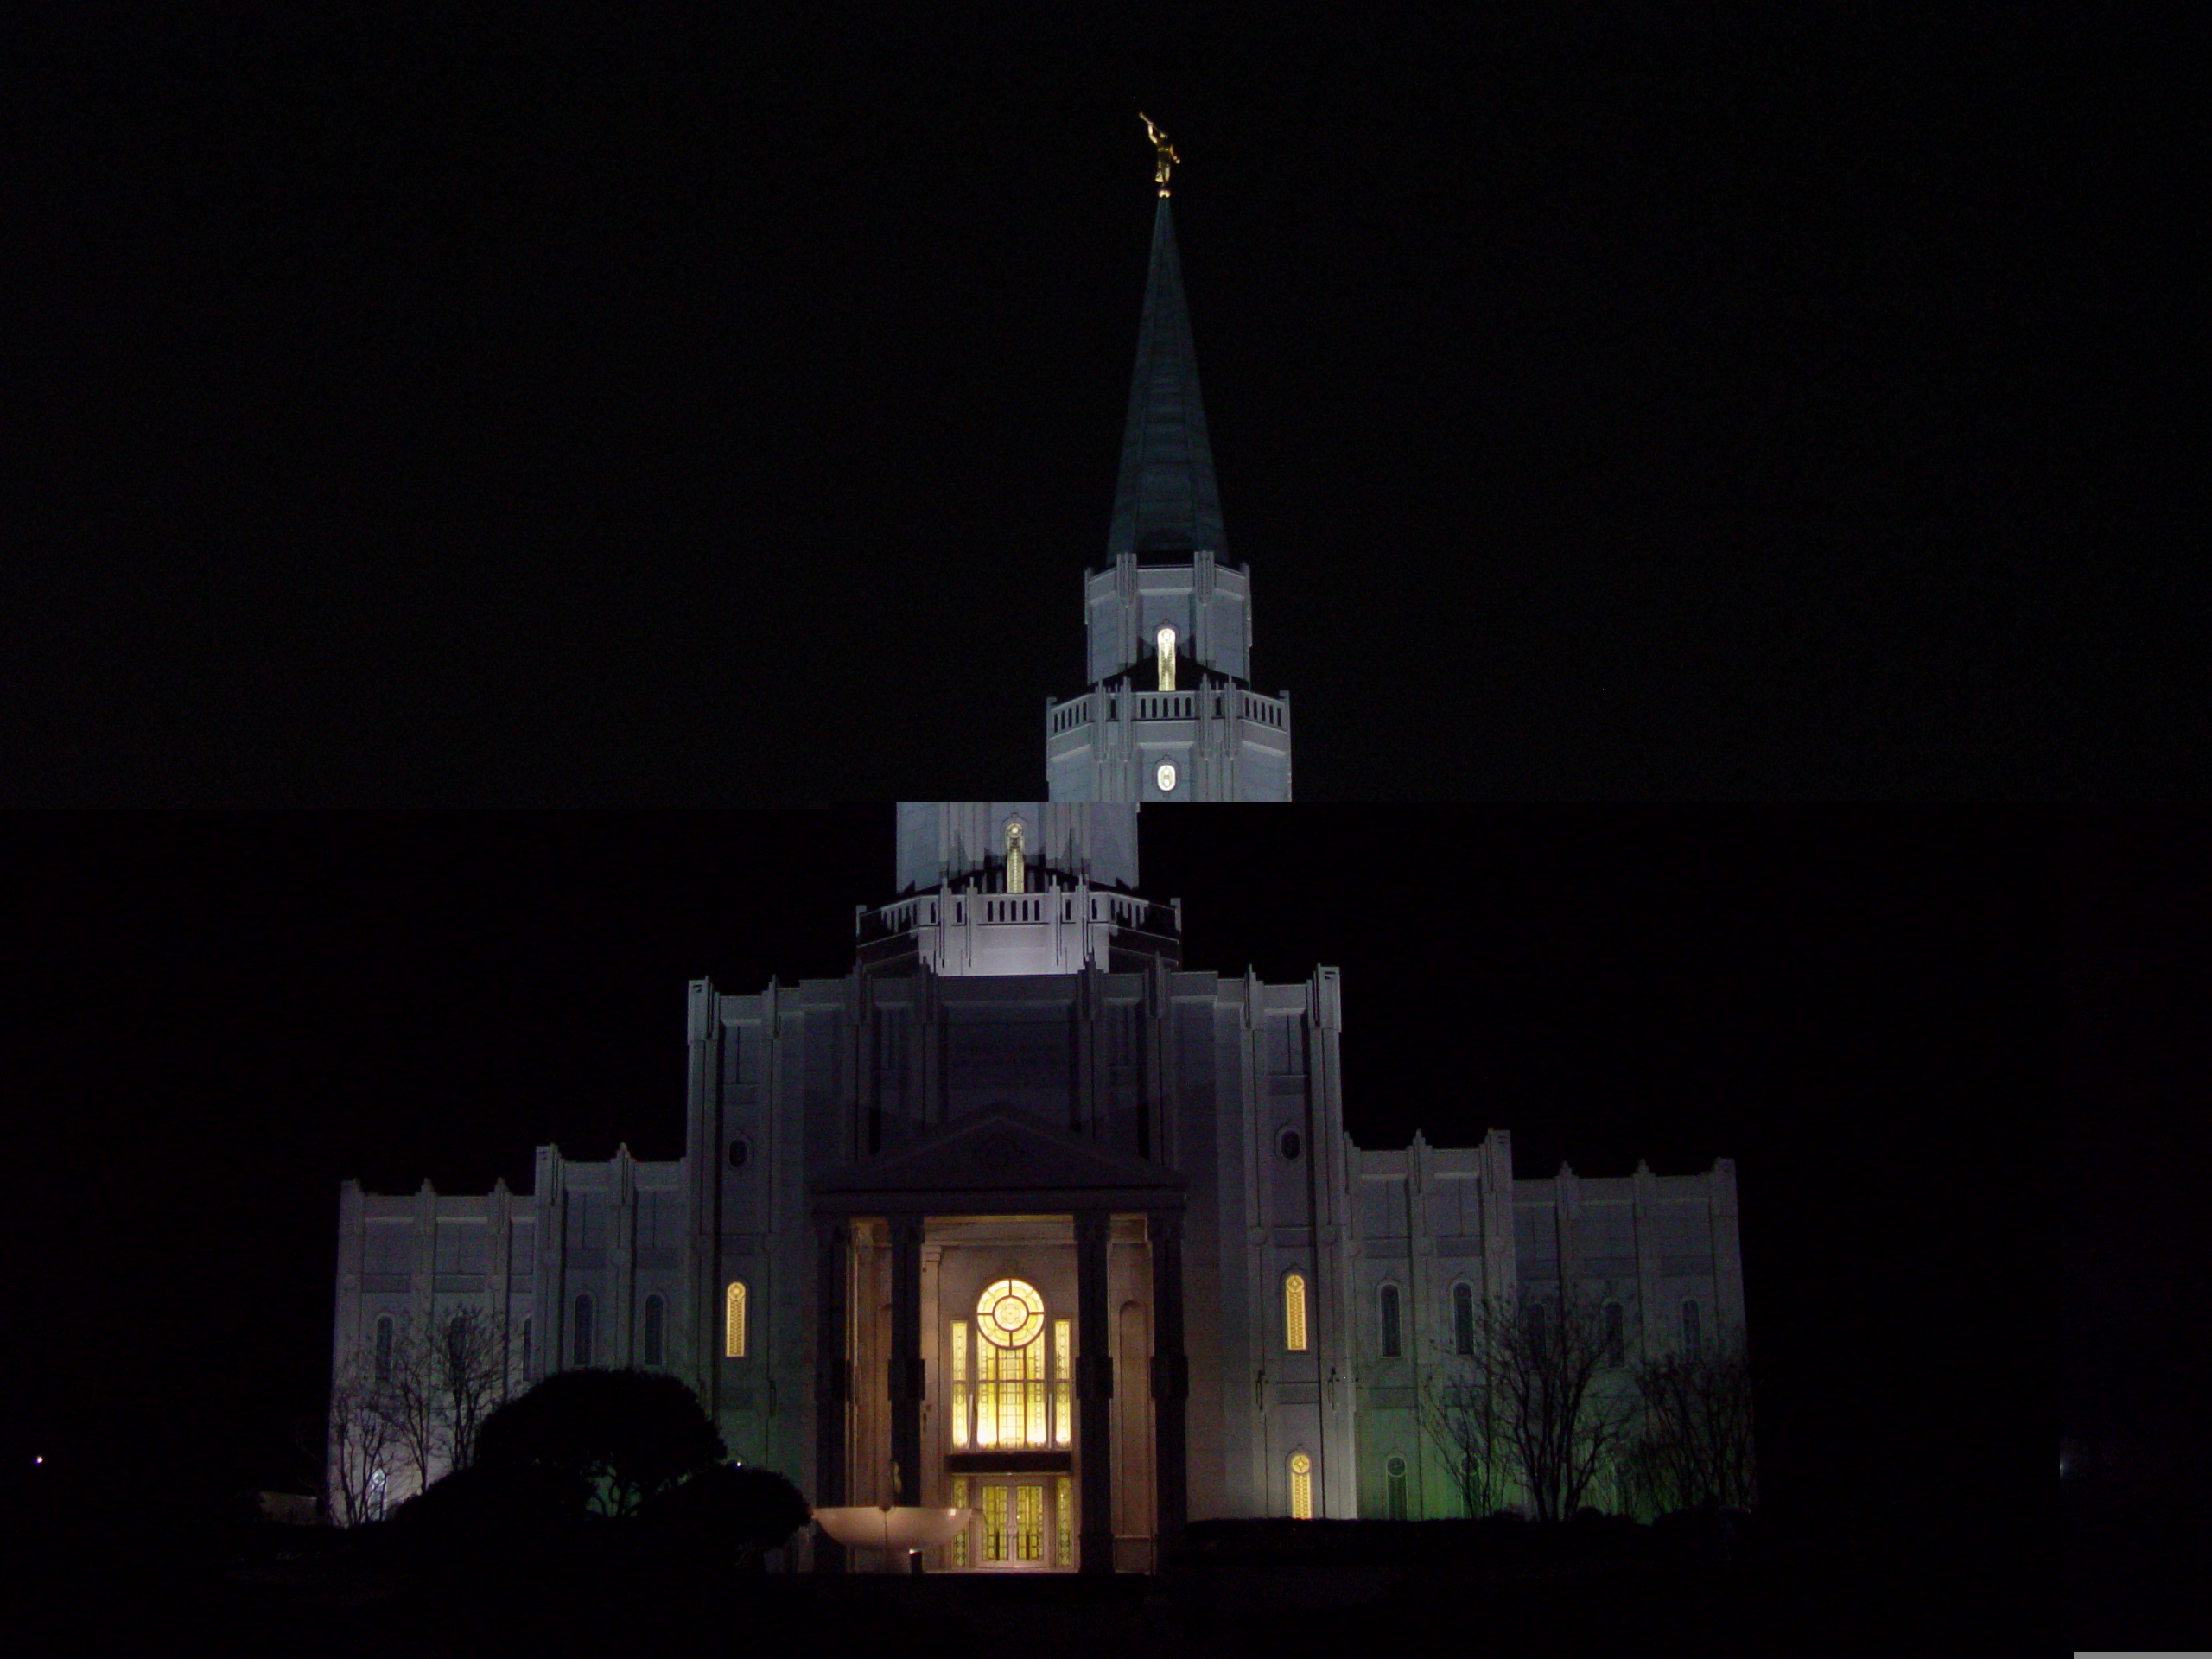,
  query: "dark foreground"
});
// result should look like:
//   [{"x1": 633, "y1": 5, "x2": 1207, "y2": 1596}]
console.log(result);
[{"x1": 20, "y1": 1511, "x2": 2008, "y2": 1659}]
